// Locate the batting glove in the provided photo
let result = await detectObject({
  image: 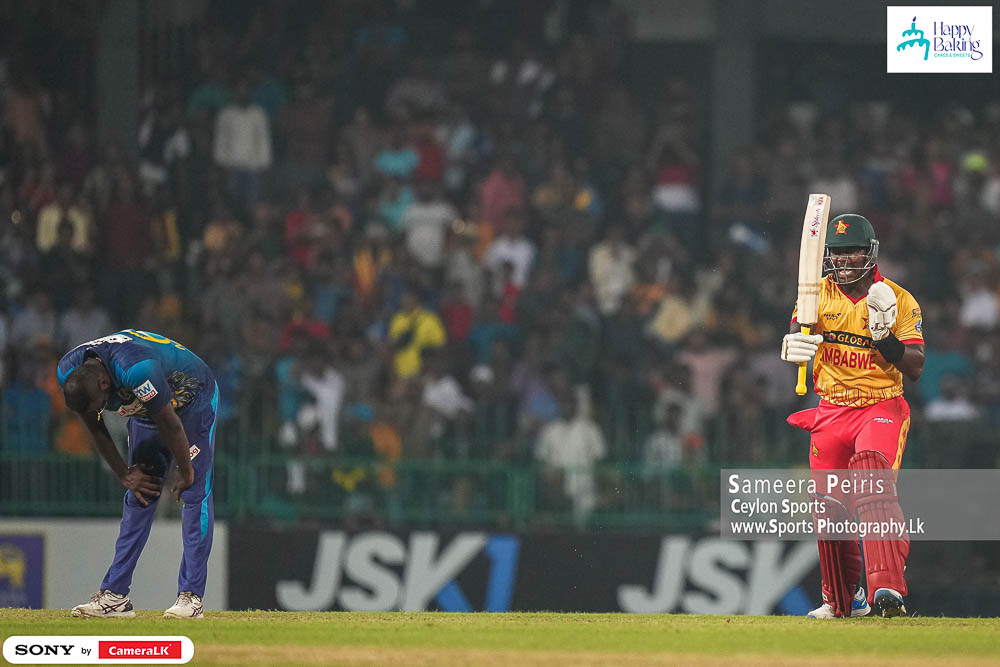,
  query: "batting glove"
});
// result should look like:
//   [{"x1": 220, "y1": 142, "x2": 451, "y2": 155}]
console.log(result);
[
  {"x1": 866, "y1": 282, "x2": 897, "y2": 341},
  {"x1": 781, "y1": 332, "x2": 824, "y2": 363}
]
